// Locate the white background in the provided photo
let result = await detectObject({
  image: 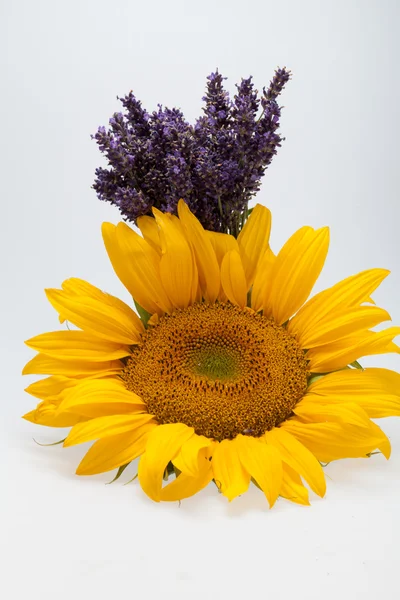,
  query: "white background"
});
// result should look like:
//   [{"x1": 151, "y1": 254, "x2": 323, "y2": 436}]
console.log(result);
[{"x1": 2, "y1": 1, "x2": 400, "y2": 598}]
